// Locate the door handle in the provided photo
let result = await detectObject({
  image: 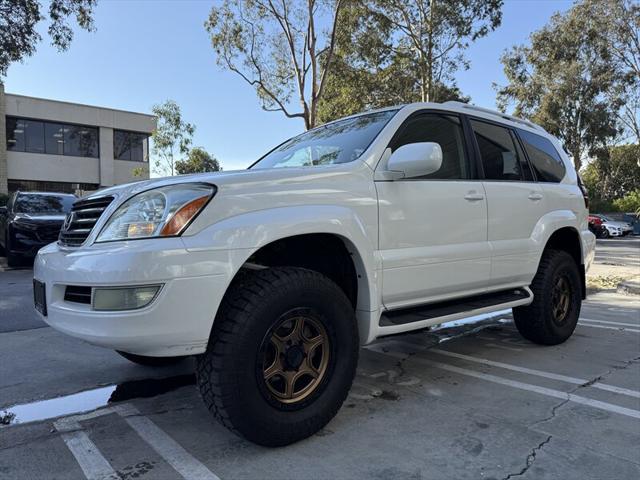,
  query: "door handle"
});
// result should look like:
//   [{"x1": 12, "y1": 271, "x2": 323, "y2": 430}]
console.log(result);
[
  {"x1": 464, "y1": 193, "x2": 485, "y2": 202},
  {"x1": 528, "y1": 193, "x2": 543, "y2": 201}
]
